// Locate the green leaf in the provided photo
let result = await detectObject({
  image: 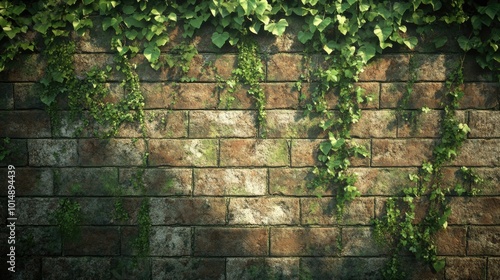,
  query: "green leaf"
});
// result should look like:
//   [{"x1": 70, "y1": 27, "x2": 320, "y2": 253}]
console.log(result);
[
  {"x1": 122, "y1": 5, "x2": 136, "y2": 15},
  {"x1": 358, "y1": 44, "x2": 376, "y2": 63},
  {"x1": 320, "y1": 141, "x2": 332, "y2": 155},
  {"x1": 433, "y1": 37, "x2": 447, "y2": 48},
  {"x1": 374, "y1": 23, "x2": 393, "y2": 48},
  {"x1": 457, "y1": 36, "x2": 470, "y2": 51},
  {"x1": 264, "y1": 19, "x2": 288, "y2": 36},
  {"x1": 298, "y1": 30, "x2": 313, "y2": 44},
  {"x1": 144, "y1": 45, "x2": 160, "y2": 63},
  {"x1": 211, "y1": 31, "x2": 230, "y2": 48},
  {"x1": 403, "y1": 36, "x2": 418, "y2": 50}
]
